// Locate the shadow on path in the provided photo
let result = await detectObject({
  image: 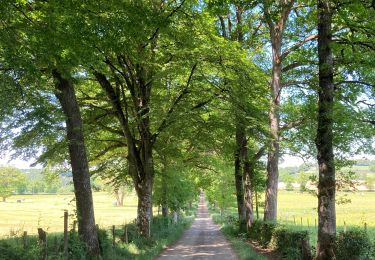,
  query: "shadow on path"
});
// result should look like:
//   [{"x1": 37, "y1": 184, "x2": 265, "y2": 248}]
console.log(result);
[{"x1": 155, "y1": 194, "x2": 238, "y2": 260}]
